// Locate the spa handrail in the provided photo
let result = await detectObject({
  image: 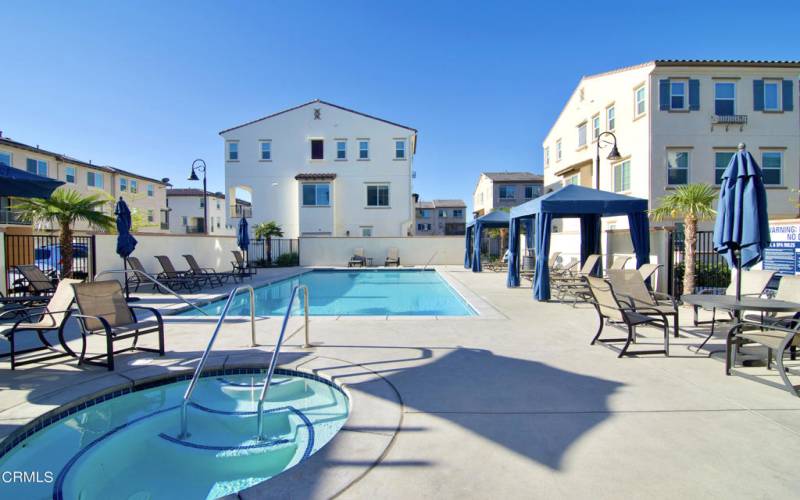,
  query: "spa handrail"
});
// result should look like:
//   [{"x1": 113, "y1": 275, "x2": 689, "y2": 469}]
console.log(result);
[
  {"x1": 177, "y1": 284, "x2": 257, "y2": 439},
  {"x1": 94, "y1": 269, "x2": 208, "y2": 316},
  {"x1": 256, "y1": 284, "x2": 309, "y2": 441}
]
